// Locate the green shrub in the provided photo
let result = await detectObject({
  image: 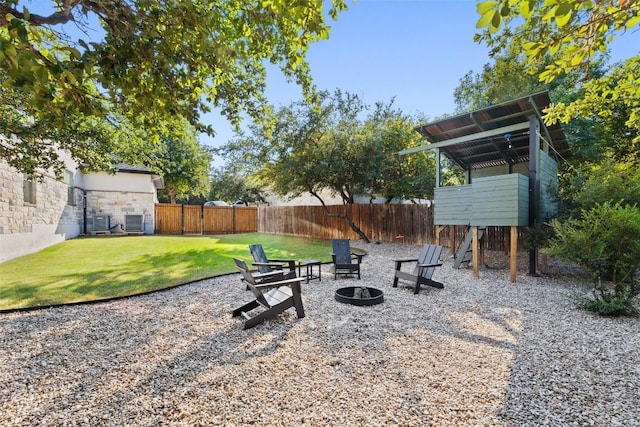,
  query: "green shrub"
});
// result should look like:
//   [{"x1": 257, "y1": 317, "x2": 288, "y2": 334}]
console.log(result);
[
  {"x1": 574, "y1": 162, "x2": 640, "y2": 213},
  {"x1": 524, "y1": 223, "x2": 554, "y2": 251},
  {"x1": 558, "y1": 160, "x2": 640, "y2": 220},
  {"x1": 577, "y1": 284, "x2": 639, "y2": 316},
  {"x1": 546, "y1": 202, "x2": 640, "y2": 316}
]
